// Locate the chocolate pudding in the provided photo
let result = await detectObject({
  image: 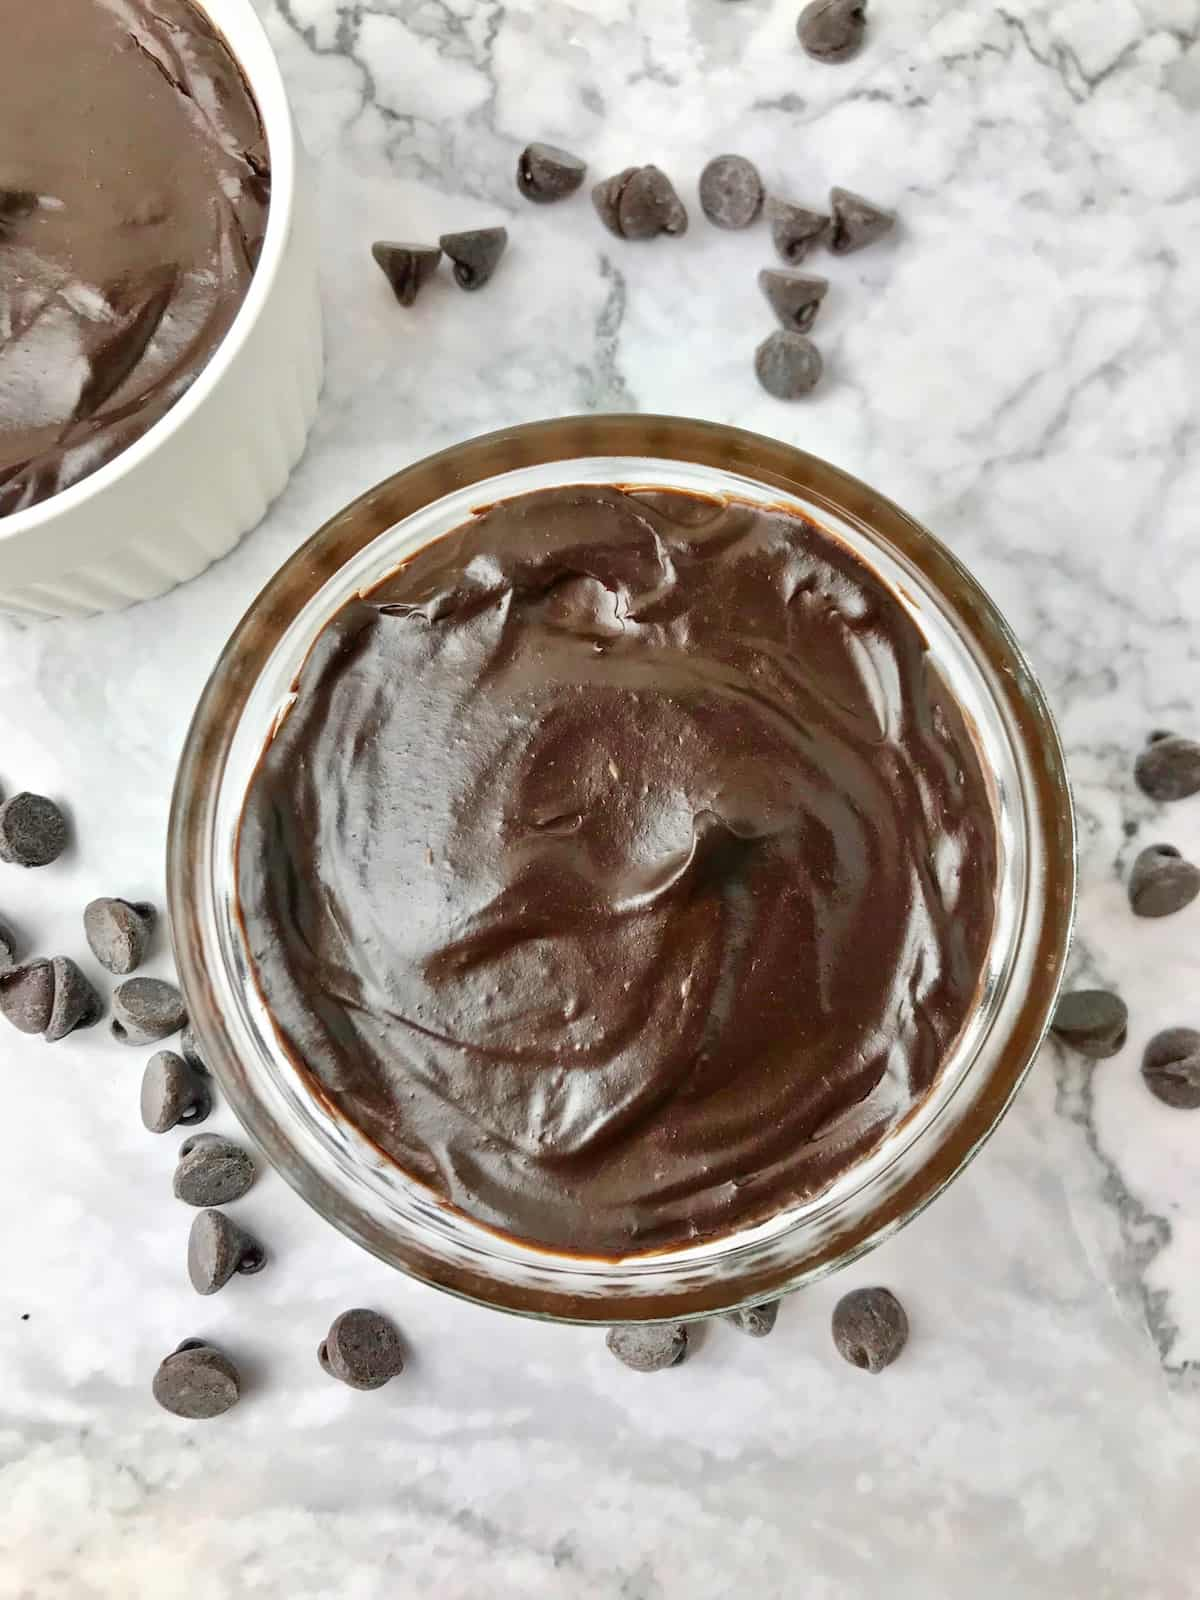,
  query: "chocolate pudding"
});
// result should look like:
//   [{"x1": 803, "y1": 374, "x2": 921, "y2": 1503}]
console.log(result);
[
  {"x1": 0, "y1": 0, "x2": 269, "y2": 516},
  {"x1": 237, "y1": 485, "x2": 998, "y2": 1256}
]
